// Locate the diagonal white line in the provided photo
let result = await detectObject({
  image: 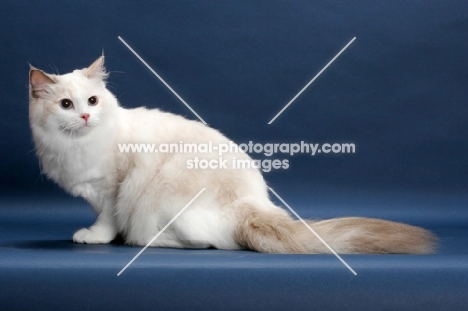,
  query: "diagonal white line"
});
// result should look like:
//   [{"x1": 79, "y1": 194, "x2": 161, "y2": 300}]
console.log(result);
[
  {"x1": 118, "y1": 36, "x2": 207, "y2": 124},
  {"x1": 117, "y1": 188, "x2": 206, "y2": 276},
  {"x1": 268, "y1": 37, "x2": 356, "y2": 124},
  {"x1": 268, "y1": 187, "x2": 357, "y2": 276}
]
